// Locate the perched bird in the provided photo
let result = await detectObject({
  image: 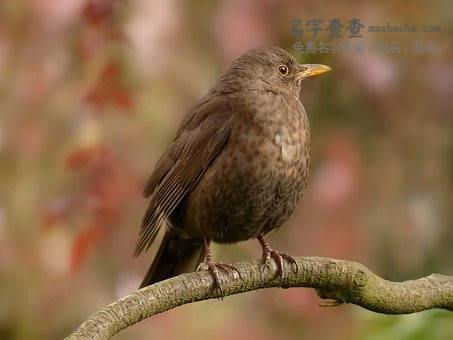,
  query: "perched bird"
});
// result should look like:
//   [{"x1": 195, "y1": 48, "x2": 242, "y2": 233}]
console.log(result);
[{"x1": 135, "y1": 46, "x2": 330, "y2": 292}]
